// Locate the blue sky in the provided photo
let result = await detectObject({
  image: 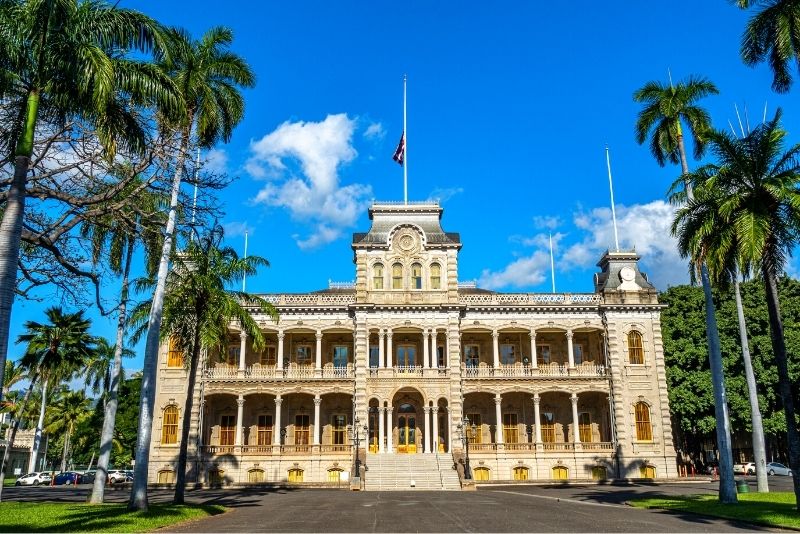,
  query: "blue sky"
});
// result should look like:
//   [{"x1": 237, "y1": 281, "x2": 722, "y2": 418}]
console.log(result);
[{"x1": 9, "y1": 1, "x2": 800, "y2": 372}]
